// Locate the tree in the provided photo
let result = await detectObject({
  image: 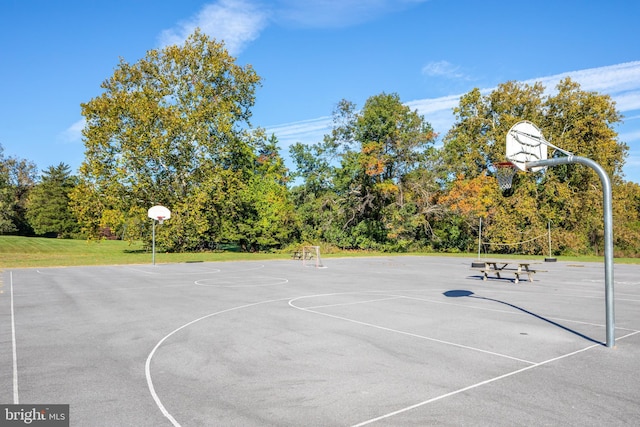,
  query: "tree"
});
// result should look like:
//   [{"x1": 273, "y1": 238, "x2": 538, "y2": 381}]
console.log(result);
[
  {"x1": 440, "y1": 83, "x2": 546, "y2": 181},
  {"x1": 72, "y1": 30, "x2": 281, "y2": 251},
  {"x1": 0, "y1": 144, "x2": 37, "y2": 234},
  {"x1": 439, "y1": 78, "x2": 633, "y2": 255},
  {"x1": 238, "y1": 134, "x2": 296, "y2": 250},
  {"x1": 612, "y1": 181, "x2": 640, "y2": 256},
  {"x1": 291, "y1": 93, "x2": 438, "y2": 250},
  {"x1": 26, "y1": 163, "x2": 79, "y2": 237}
]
